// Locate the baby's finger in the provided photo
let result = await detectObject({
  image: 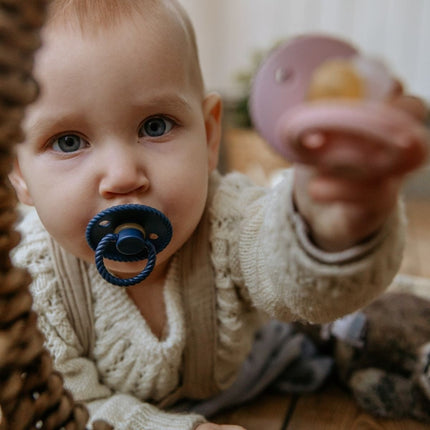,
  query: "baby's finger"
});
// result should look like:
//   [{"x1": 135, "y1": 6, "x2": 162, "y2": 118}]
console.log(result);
[
  {"x1": 215, "y1": 426, "x2": 247, "y2": 430},
  {"x1": 308, "y1": 174, "x2": 401, "y2": 208},
  {"x1": 196, "y1": 424, "x2": 247, "y2": 430},
  {"x1": 389, "y1": 94, "x2": 429, "y2": 123},
  {"x1": 300, "y1": 131, "x2": 396, "y2": 179},
  {"x1": 300, "y1": 126, "x2": 427, "y2": 179}
]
